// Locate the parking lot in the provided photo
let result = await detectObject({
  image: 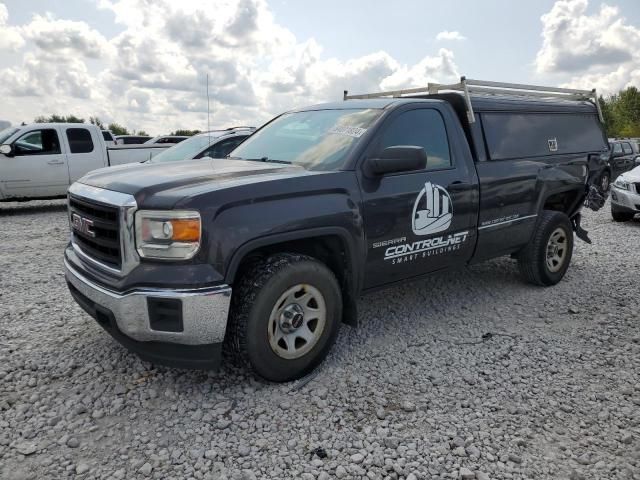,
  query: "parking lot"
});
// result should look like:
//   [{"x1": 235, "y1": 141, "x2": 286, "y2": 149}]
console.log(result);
[{"x1": 0, "y1": 200, "x2": 638, "y2": 480}]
